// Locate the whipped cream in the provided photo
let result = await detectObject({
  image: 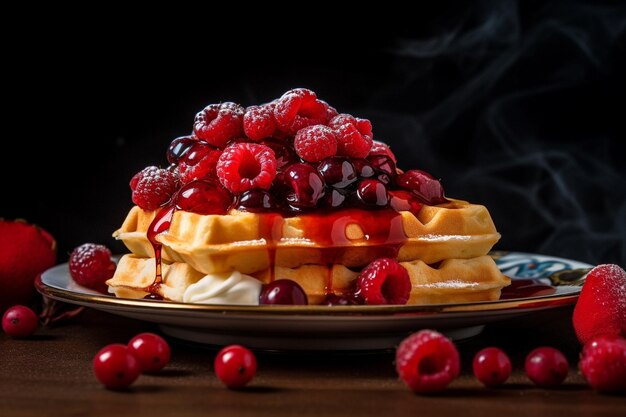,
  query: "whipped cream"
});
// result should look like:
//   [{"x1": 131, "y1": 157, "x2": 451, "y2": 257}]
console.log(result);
[{"x1": 182, "y1": 270, "x2": 262, "y2": 305}]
